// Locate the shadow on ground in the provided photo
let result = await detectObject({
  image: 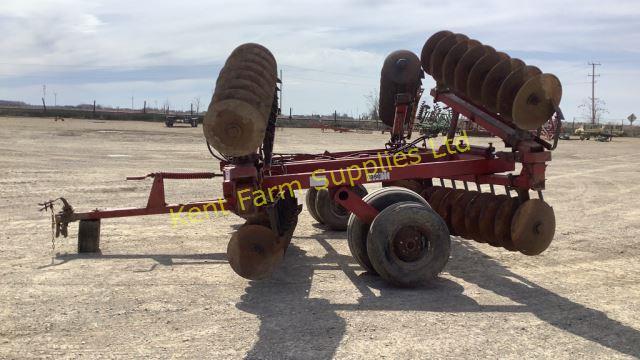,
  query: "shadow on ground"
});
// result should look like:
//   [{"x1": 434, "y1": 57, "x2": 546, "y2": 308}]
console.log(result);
[
  {"x1": 236, "y1": 232, "x2": 640, "y2": 359},
  {"x1": 50, "y1": 233, "x2": 640, "y2": 359}
]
